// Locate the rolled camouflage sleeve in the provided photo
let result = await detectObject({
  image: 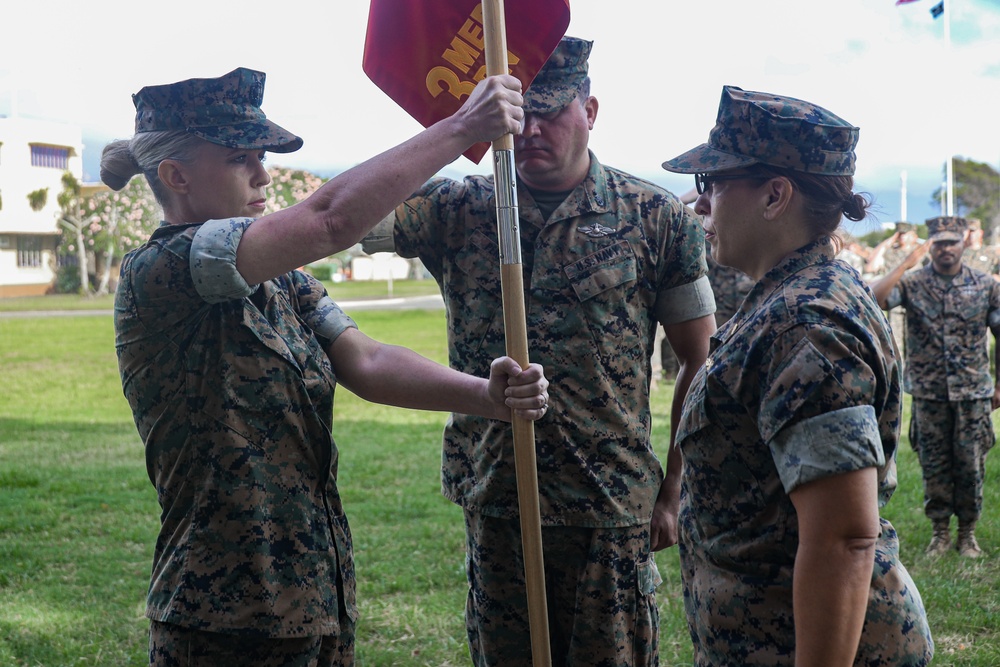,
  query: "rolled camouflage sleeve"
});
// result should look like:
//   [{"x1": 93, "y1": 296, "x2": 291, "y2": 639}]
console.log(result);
[
  {"x1": 760, "y1": 325, "x2": 887, "y2": 492},
  {"x1": 190, "y1": 218, "x2": 258, "y2": 303},
  {"x1": 663, "y1": 204, "x2": 709, "y2": 288},
  {"x1": 769, "y1": 405, "x2": 885, "y2": 494},
  {"x1": 288, "y1": 270, "x2": 357, "y2": 343},
  {"x1": 386, "y1": 178, "x2": 456, "y2": 272},
  {"x1": 654, "y1": 275, "x2": 716, "y2": 325},
  {"x1": 360, "y1": 212, "x2": 398, "y2": 255},
  {"x1": 653, "y1": 203, "x2": 715, "y2": 324}
]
